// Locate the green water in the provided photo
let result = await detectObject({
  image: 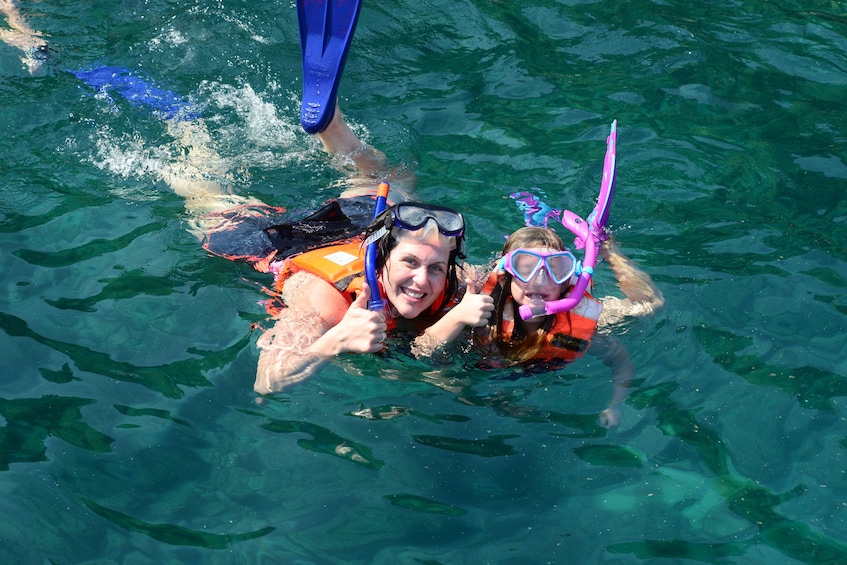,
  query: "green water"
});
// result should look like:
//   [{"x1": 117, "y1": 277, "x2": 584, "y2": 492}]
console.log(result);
[{"x1": 1, "y1": 0, "x2": 847, "y2": 563}]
